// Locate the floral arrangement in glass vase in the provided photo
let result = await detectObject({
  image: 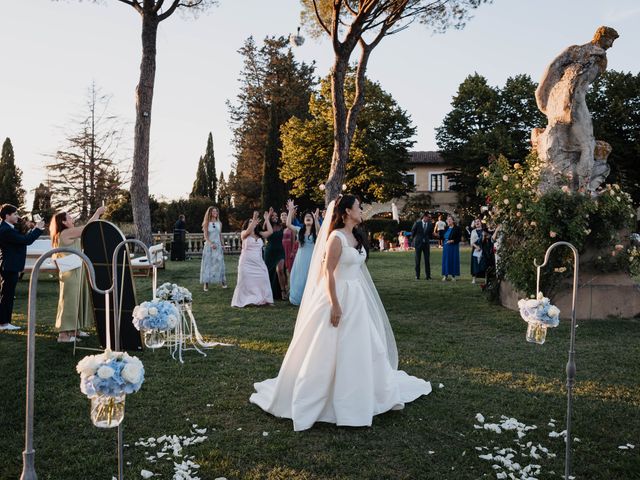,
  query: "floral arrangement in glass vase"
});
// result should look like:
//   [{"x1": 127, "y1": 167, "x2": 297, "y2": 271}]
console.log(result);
[
  {"x1": 155, "y1": 282, "x2": 193, "y2": 304},
  {"x1": 518, "y1": 292, "x2": 560, "y2": 344},
  {"x1": 76, "y1": 350, "x2": 145, "y2": 428},
  {"x1": 132, "y1": 300, "x2": 180, "y2": 349}
]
